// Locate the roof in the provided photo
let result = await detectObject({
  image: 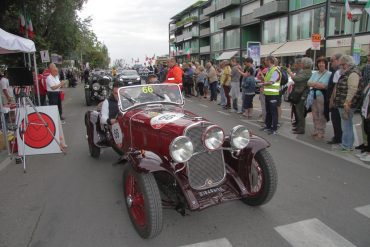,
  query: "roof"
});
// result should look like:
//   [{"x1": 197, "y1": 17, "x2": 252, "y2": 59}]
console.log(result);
[
  {"x1": 0, "y1": 28, "x2": 36, "y2": 54},
  {"x1": 170, "y1": 0, "x2": 209, "y2": 21}
]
